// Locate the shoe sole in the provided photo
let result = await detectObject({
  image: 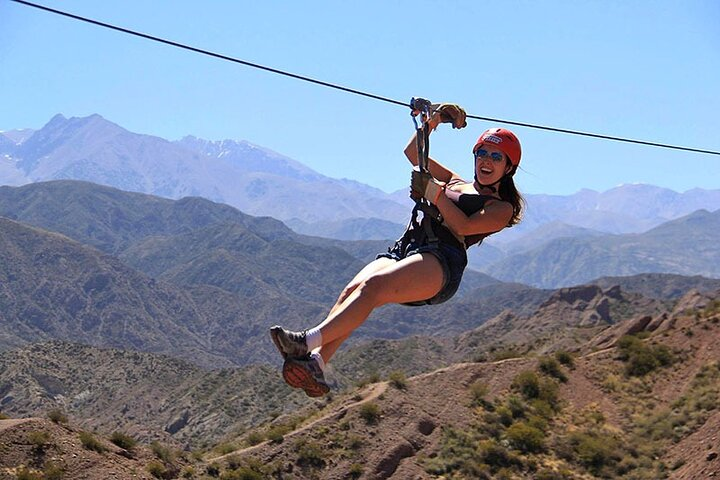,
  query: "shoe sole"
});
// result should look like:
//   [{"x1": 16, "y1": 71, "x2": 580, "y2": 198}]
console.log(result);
[
  {"x1": 269, "y1": 326, "x2": 288, "y2": 359},
  {"x1": 283, "y1": 359, "x2": 330, "y2": 398}
]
